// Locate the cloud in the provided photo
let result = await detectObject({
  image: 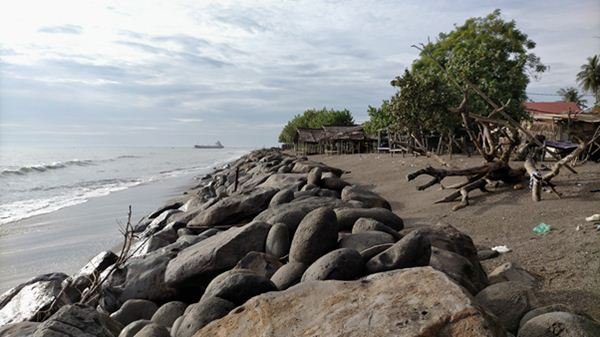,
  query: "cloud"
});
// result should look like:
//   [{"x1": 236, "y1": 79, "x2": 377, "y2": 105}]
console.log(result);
[
  {"x1": 38, "y1": 24, "x2": 83, "y2": 34},
  {"x1": 172, "y1": 118, "x2": 204, "y2": 123}
]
